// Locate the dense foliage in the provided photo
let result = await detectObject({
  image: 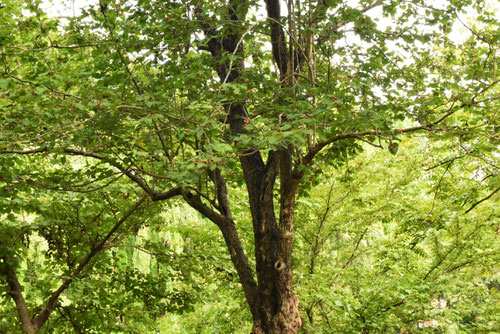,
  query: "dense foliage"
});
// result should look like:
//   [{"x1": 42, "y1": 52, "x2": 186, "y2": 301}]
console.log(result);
[{"x1": 0, "y1": 0, "x2": 498, "y2": 333}]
